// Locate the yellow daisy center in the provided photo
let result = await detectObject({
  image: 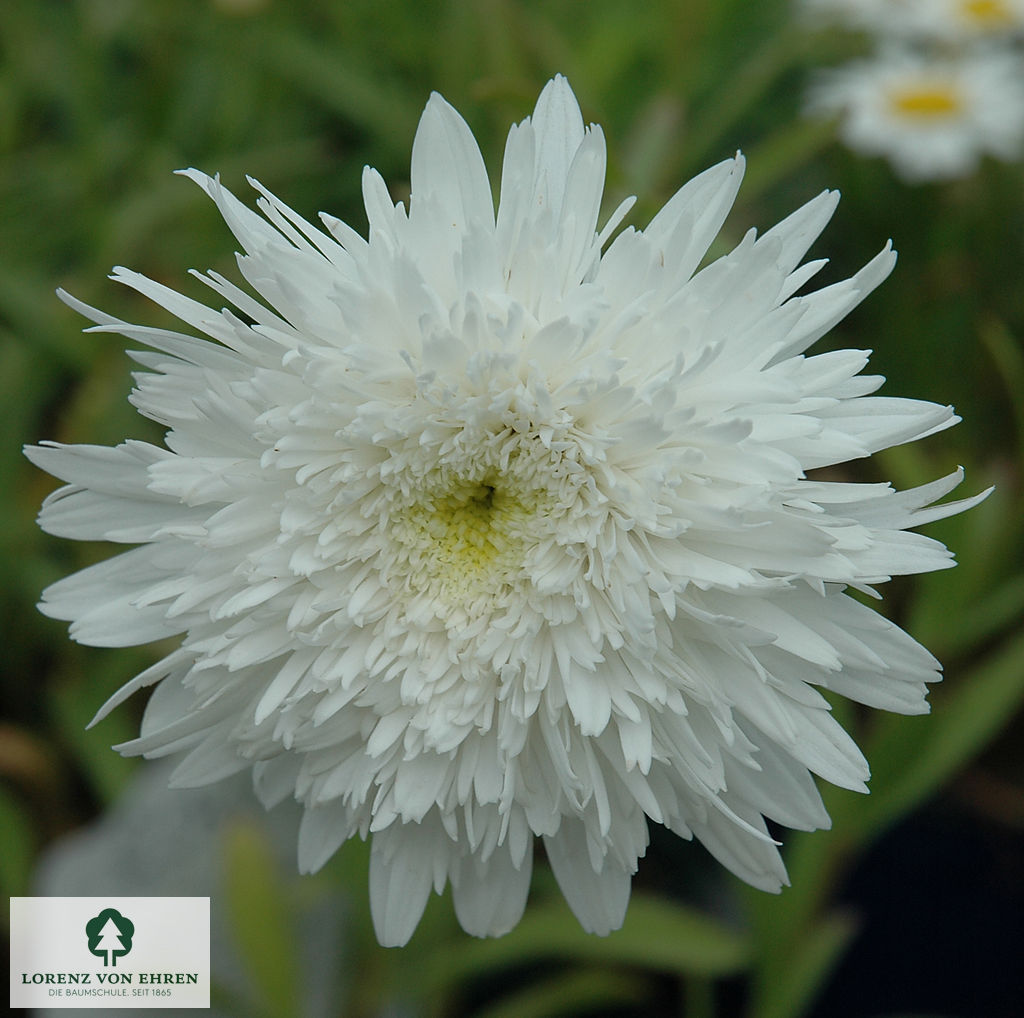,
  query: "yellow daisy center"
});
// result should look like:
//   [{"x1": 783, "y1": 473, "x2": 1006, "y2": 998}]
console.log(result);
[
  {"x1": 390, "y1": 476, "x2": 544, "y2": 611},
  {"x1": 959, "y1": 0, "x2": 1014, "y2": 27},
  {"x1": 887, "y1": 84, "x2": 963, "y2": 119}
]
